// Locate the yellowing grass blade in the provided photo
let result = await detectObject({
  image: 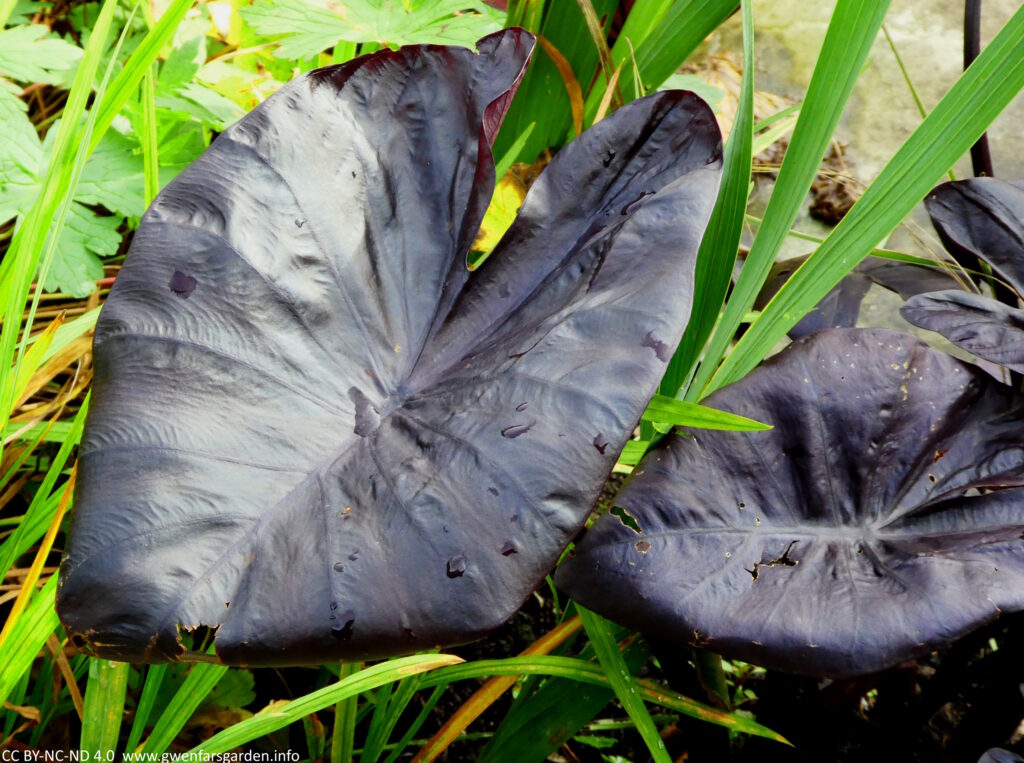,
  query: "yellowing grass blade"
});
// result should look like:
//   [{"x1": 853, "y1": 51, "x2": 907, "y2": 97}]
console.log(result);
[
  {"x1": 3, "y1": 314, "x2": 64, "y2": 415},
  {"x1": 0, "y1": 463, "x2": 75, "y2": 649},
  {"x1": 413, "y1": 616, "x2": 582, "y2": 763}
]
